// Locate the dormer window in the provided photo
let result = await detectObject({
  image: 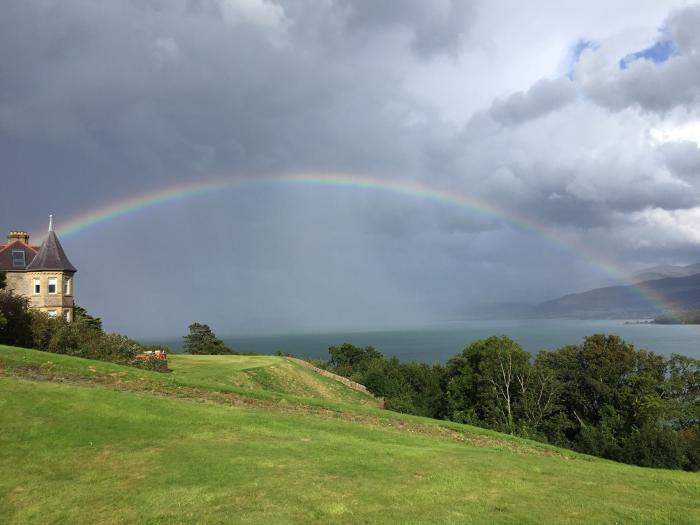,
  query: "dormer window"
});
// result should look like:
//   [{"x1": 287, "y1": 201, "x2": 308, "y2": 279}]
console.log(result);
[
  {"x1": 48, "y1": 277, "x2": 57, "y2": 294},
  {"x1": 11, "y1": 250, "x2": 25, "y2": 268}
]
